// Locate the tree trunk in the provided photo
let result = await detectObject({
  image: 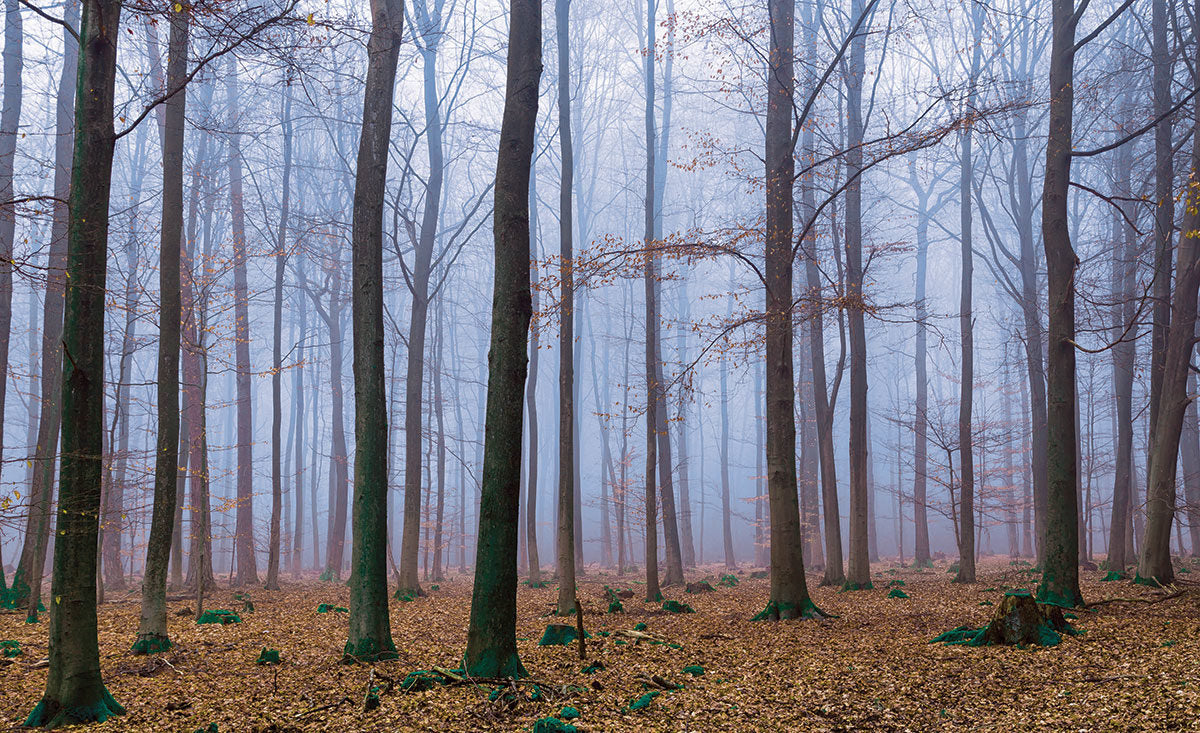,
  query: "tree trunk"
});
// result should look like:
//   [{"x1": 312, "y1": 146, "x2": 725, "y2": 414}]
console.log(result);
[
  {"x1": 955, "y1": 8, "x2": 982, "y2": 583},
  {"x1": 1139, "y1": 20, "x2": 1200, "y2": 585},
  {"x1": 432, "y1": 304, "x2": 447, "y2": 582},
  {"x1": 225, "y1": 58, "x2": 258, "y2": 587},
  {"x1": 23, "y1": 0, "x2": 126, "y2": 723},
  {"x1": 555, "y1": 0, "x2": 578, "y2": 615},
  {"x1": 134, "y1": 3, "x2": 187, "y2": 653},
  {"x1": 526, "y1": 247, "x2": 541, "y2": 582},
  {"x1": 266, "y1": 84, "x2": 294, "y2": 591},
  {"x1": 463, "y1": 0, "x2": 540, "y2": 676},
  {"x1": 0, "y1": 0, "x2": 22, "y2": 560},
  {"x1": 345, "y1": 0, "x2": 403, "y2": 661},
  {"x1": 1037, "y1": 0, "x2": 1083, "y2": 608},
  {"x1": 13, "y1": 0, "x2": 76, "y2": 615},
  {"x1": 912, "y1": 194, "x2": 932, "y2": 568},
  {"x1": 844, "y1": 0, "x2": 871, "y2": 590},
  {"x1": 759, "y1": 0, "x2": 817, "y2": 619},
  {"x1": 719, "y1": 305, "x2": 735, "y2": 569}
]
